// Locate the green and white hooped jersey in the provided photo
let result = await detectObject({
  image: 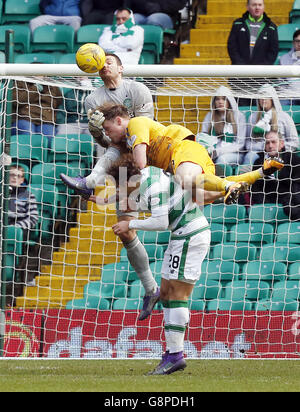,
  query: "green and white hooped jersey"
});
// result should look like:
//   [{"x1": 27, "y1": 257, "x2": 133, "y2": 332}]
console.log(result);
[{"x1": 138, "y1": 167, "x2": 209, "y2": 238}]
